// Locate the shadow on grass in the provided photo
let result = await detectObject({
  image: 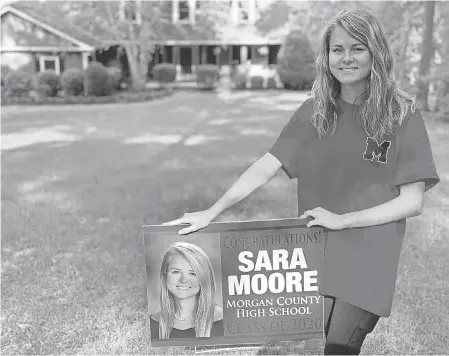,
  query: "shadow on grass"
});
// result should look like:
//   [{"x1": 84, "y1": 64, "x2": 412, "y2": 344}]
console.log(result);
[{"x1": 2, "y1": 91, "x2": 448, "y2": 355}]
